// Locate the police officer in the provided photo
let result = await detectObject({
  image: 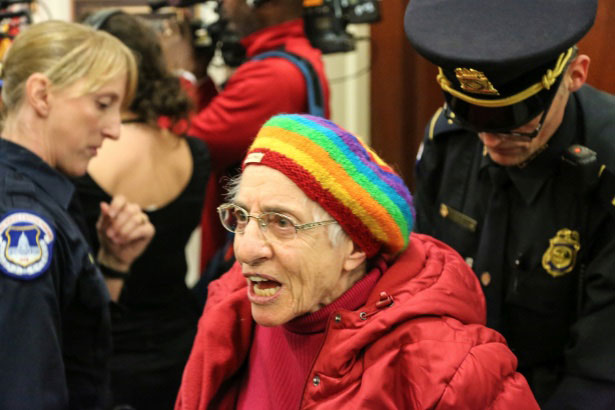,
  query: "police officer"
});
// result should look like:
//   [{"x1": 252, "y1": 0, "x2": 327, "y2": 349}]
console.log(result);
[
  {"x1": 0, "y1": 21, "x2": 154, "y2": 408},
  {"x1": 404, "y1": 0, "x2": 615, "y2": 408}
]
